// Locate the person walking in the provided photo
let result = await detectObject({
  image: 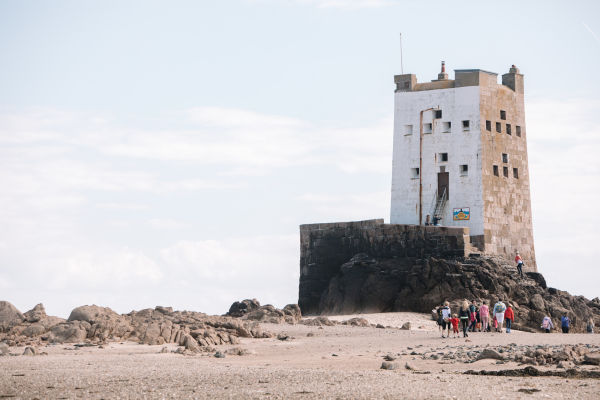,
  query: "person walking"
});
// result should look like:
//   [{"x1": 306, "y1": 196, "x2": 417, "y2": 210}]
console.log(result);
[
  {"x1": 440, "y1": 301, "x2": 452, "y2": 338},
  {"x1": 504, "y1": 304, "x2": 514, "y2": 333},
  {"x1": 459, "y1": 300, "x2": 470, "y2": 338},
  {"x1": 468, "y1": 300, "x2": 478, "y2": 332},
  {"x1": 515, "y1": 251, "x2": 524, "y2": 277},
  {"x1": 541, "y1": 315, "x2": 554, "y2": 333},
  {"x1": 493, "y1": 299, "x2": 506, "y2": 333},
  {"x1": 450, "y1": 314, "x2": 460, "y2": 338},
  {"x1": 479, "y1": 301, "x2": 490, "y2": 333},
  {"x1": 587, "y1": 318, "x2": 595, "y2": 334},
  {"x1": 561, "y1": 314, "x2": 571, "y2": 334}
]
